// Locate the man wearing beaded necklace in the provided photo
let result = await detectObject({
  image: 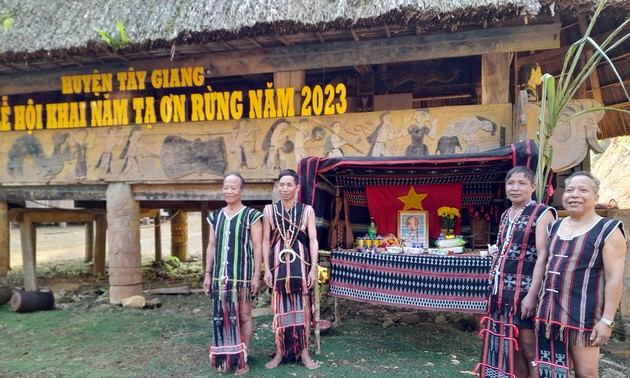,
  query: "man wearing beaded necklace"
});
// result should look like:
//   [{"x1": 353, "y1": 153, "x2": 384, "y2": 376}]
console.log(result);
[
  {"x1": 263, "y1": 169, "x2": 319, "y2": 370},
  {"x1": 477, "y1": 166, "x2": 557, "y2": 378},
  {"x1": 203, "y1": 172, "x2": 263, "y2": 375}
]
